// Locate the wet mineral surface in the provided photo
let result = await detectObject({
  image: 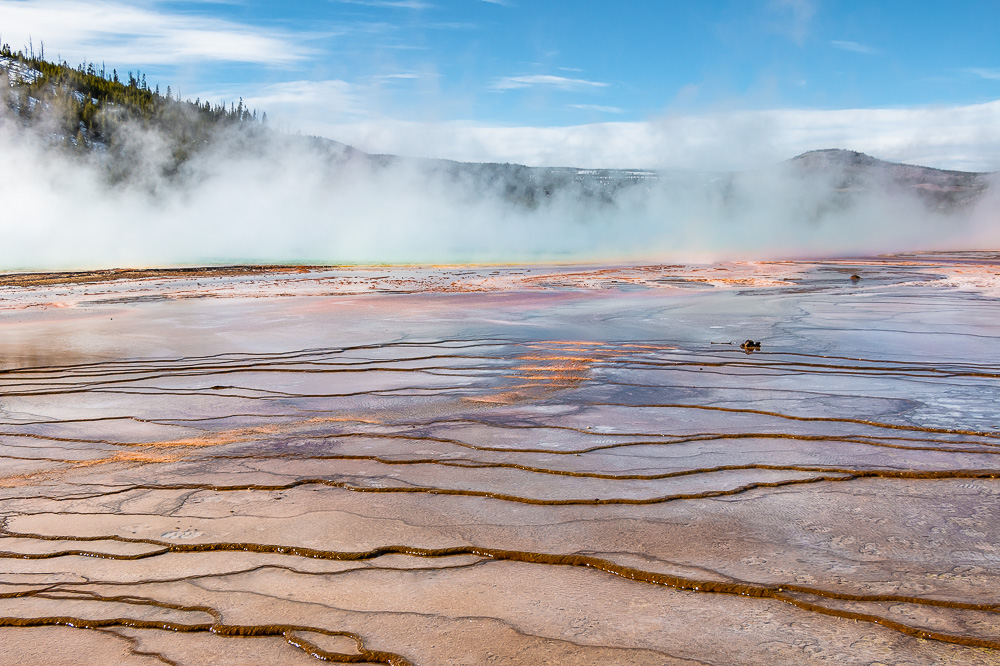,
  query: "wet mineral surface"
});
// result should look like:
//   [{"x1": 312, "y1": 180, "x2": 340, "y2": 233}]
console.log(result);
[{"x1": 0, "y1": 254, "x2": 999, "y2": 665}]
